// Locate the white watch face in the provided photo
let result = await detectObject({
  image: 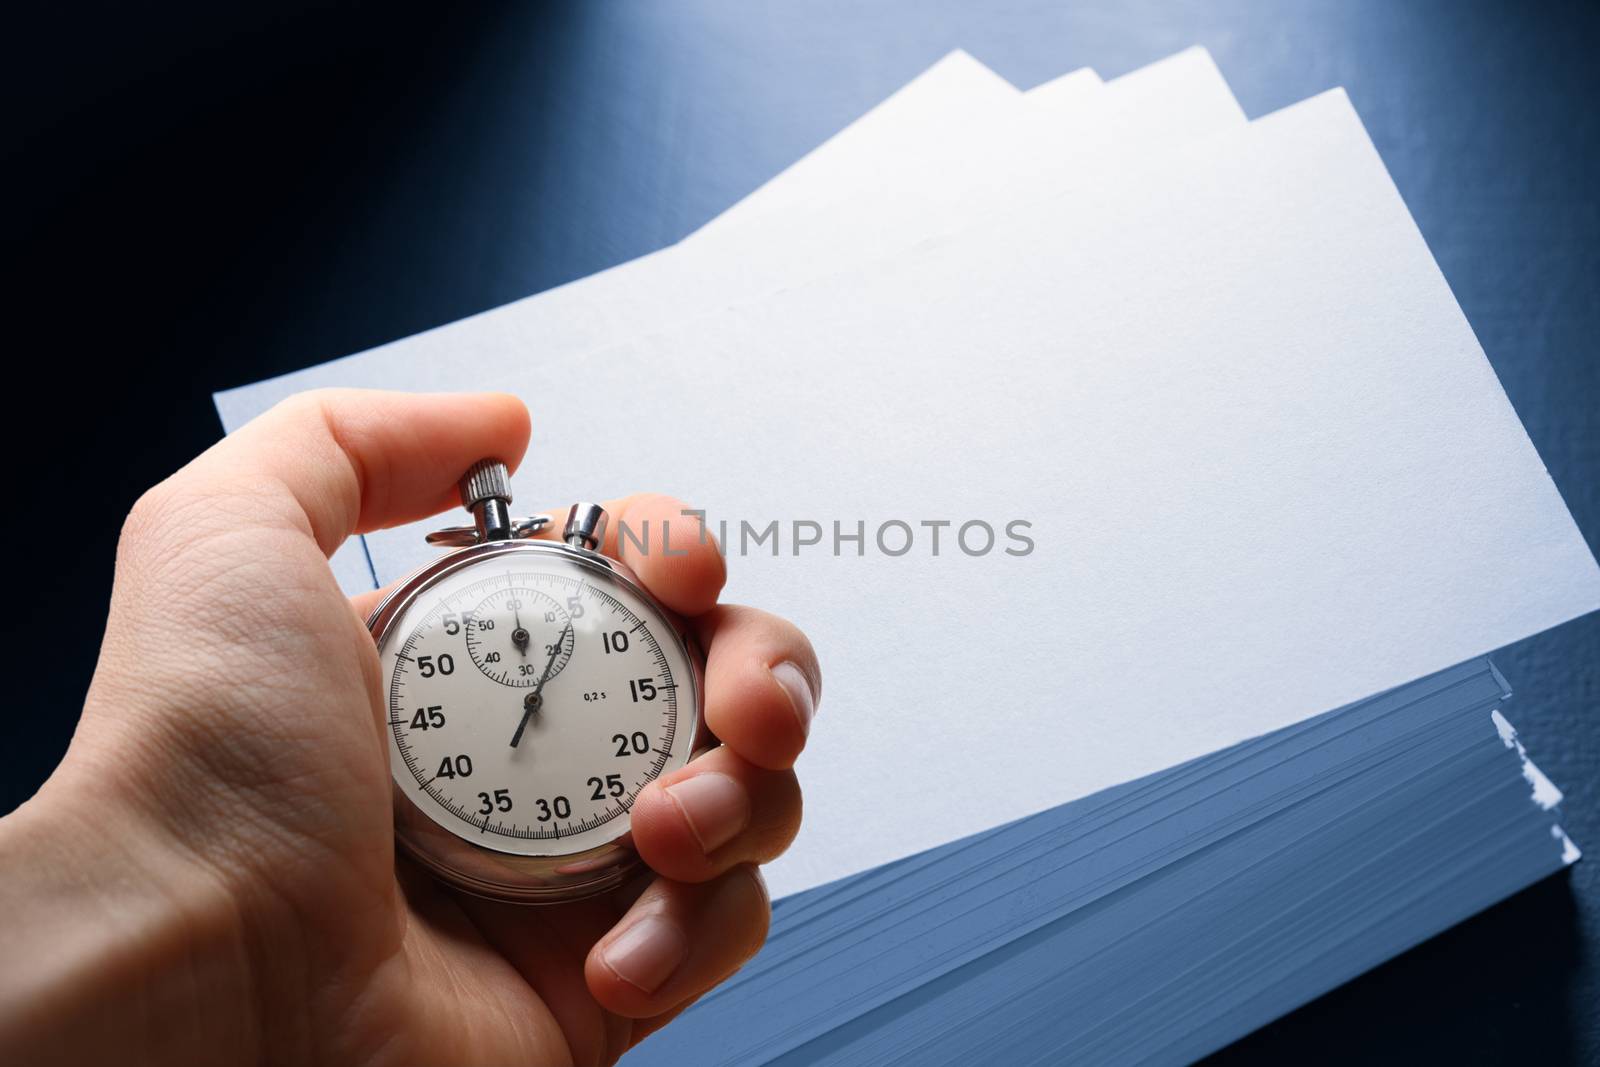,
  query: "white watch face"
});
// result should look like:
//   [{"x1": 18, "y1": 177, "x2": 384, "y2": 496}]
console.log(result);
[{"x1": 378, "y1": 546, "x2": 699, "y2": 857}]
